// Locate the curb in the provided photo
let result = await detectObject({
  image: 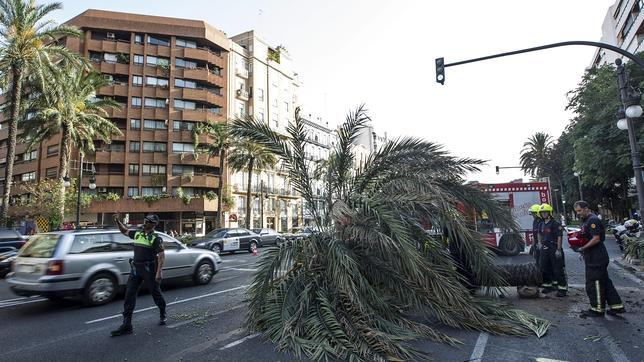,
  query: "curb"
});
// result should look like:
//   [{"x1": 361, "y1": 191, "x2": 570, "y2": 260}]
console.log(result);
[{"x1": 611, "y1": 258, "x2": 644, "y2": 283}]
